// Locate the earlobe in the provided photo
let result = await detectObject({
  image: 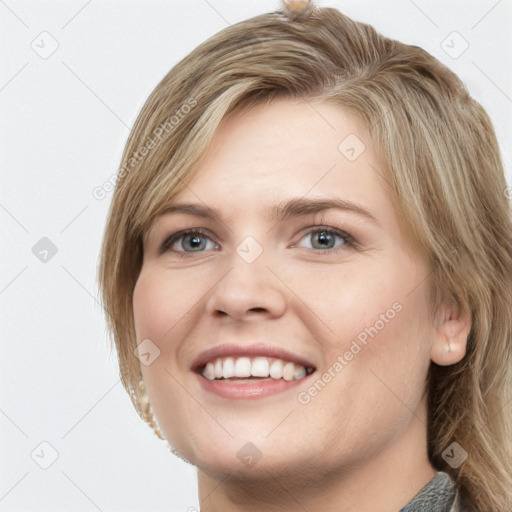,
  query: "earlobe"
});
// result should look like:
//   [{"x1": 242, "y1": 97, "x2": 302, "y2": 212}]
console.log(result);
[
  {"x1": 430, "y1": 336, "x2": 467, "y2": 366},
  {"x1": 430, "y1": 299, "x2": 472, "y2": 366}
]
